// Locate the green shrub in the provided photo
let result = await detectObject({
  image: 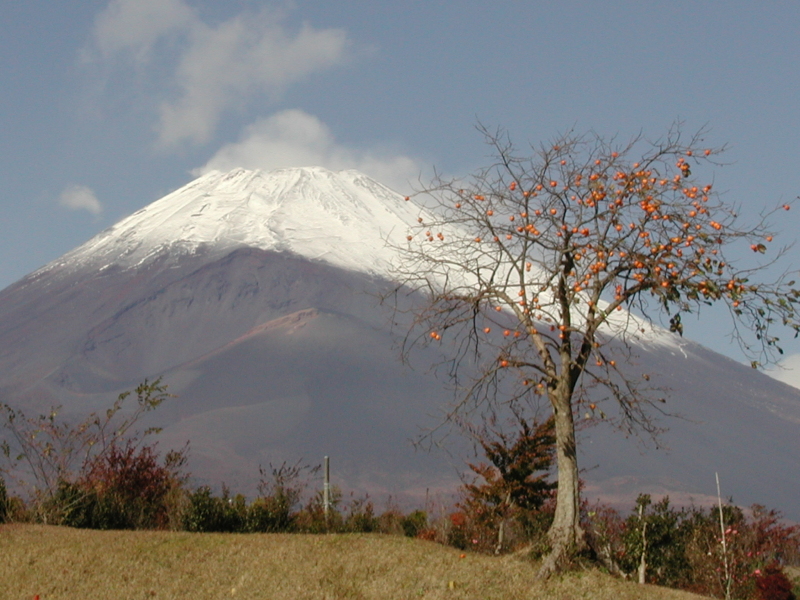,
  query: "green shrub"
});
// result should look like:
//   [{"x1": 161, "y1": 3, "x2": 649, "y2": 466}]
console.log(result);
[
  {"x1": 293, "y1": 488, "x2": 343, "y2": 533},
  {"x1": 219, "y1": 489, "x2": 248, "y2": 532},
  {"x1": 253, "y1": 460, "x2": 321, "y2": 533},
  {"x1": 401, "y1": 510, "x2": 428, "y2": 538},
  {"x1": 246, "y1": 495, "x2": 292, "y2": 532},
  {"x1": 182, "y1": 486, "x2": 221, "y2": 532},
  {"x1": 618, "y1": 495, "x2": 691, "y2": 588},
  {"x1": 342, "y1": 496, "x2": 377, "y2": 533},
  {"x1": 516, "y1": 497, "x2": 554, "y2": 558},
  {"x1": 52, "y1": 480, "x2": 99, "y2": 529},
  {"x1": 182, "y1": 486, "x2": 248, "y2": 533}
]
